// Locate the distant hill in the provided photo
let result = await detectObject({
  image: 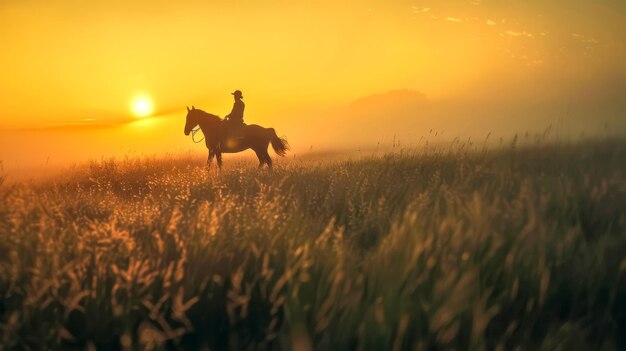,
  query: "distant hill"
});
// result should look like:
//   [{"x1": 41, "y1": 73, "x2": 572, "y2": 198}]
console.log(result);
[
  {"x1": 322, "y1": 89, "x2": 434, "y2": 144},
  {"x1": 287, "y1": 86, "x2": 625, "y2": 149}
]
